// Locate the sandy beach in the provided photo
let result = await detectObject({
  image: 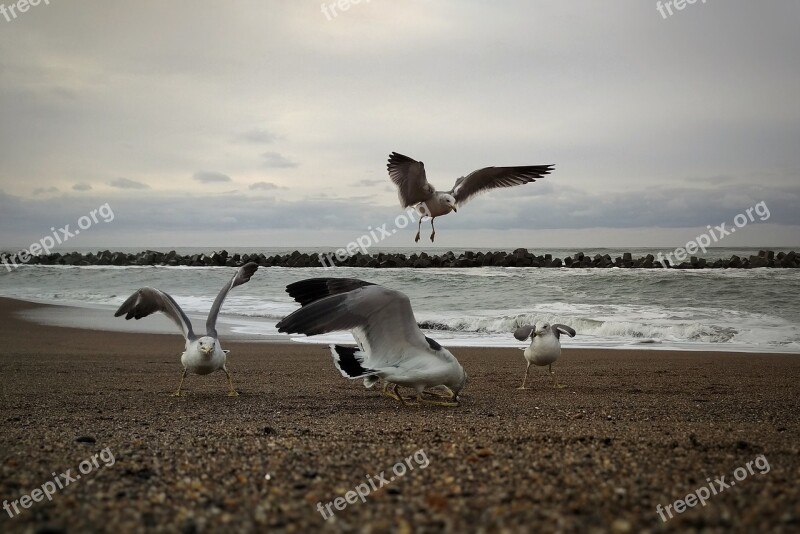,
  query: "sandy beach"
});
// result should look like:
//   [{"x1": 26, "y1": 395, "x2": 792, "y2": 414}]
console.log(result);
[{"x1": 1, "y1": 297, "x2": 799, "y2": 533}]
